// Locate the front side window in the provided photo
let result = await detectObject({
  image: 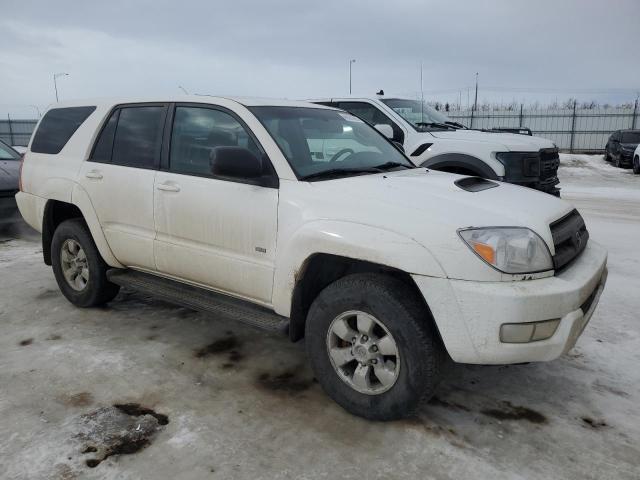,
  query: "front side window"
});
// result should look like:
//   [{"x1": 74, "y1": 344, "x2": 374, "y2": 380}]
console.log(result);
[
  {"x1": 0, "y1": 141, "x2": 20, "y2": 160},
  {"x1": 111, "y1": 106, "x2": 165, "y2": 168},
  {"x1": 169, "y1": 106, "x2": 262, "y2": 177},
  {"x1": 250, "y1": 106, "x2": 414, "y2": 180},
  {"x1": 31, "y1": 106, "x2": 96, "y2": 154},
  {"x1": 380, "y1": 98, "x2": 453, "y2": 132}
]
